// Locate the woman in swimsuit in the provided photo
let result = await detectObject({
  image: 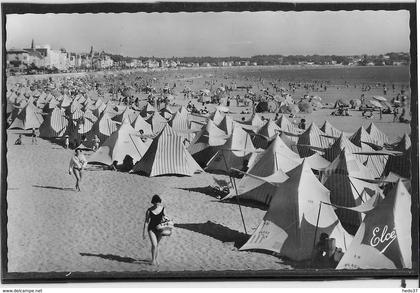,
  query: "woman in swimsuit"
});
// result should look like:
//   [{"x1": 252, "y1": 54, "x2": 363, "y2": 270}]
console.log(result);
[{"x1": 143, "y1": 194, "x2": 165, "y2": 266}]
